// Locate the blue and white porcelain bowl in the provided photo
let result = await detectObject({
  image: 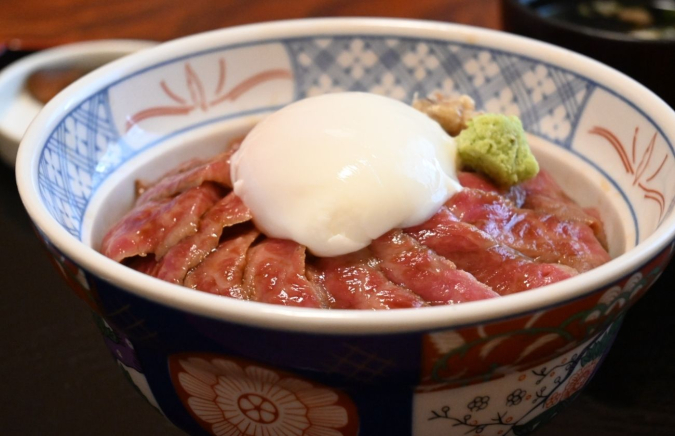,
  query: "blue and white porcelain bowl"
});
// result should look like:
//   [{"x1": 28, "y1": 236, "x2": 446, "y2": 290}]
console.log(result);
[{"x1": 16, "y1": 19, "x2": 675, "y2": 435}]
